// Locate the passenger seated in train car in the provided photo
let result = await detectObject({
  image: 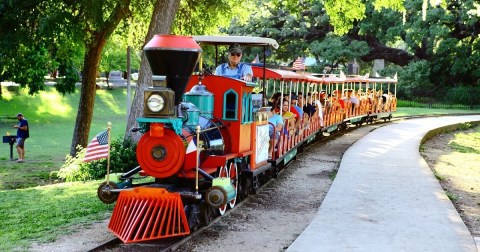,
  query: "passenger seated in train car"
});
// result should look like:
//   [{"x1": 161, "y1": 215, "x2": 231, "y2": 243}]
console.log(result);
[
  {"x1": 291, "y1": 94, "x2": 304, "y2": 119},
  {"x1": 280, "y1": 99, "x2": 297, "y2": 136},
  {"x1": 267, "y1": 106, "x2": 283, "y2": 159},
  {"x1": 344, "y1": 89, "x2": 360, "y2": 112},
  {"x1": 312, "y1": 92, "x2": 324, "y2": 127},
  {"x1": 268, "y1": 92, "x2": 282, "y2": 107},
  {"x1": 291, "y1": 94, "x2": 307, "y2": 134},
  {"x1": 320, "y1": 90, "x2": 331, "y2": 112},
  {"x1": 377, "y1": 90, "x2": 385, "y2": 110},
  {"x1": 333, "y1": 90, "x2": 345, "y2": 109},
  {"x1": 302, "y1": 92, "x2": 317, "y2": 118},
  {"x1": 214, "y1": 43, "x2": 253, "y2": 82}
]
